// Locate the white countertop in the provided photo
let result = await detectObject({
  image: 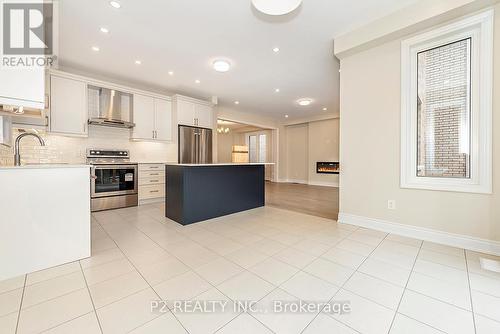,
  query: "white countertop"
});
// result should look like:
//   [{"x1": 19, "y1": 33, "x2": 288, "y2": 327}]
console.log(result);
[
  {"x1": 165, "y1": 163, "x2": 275, "y2": 166},
  {"x1": 0, "y1": 164, "x2": 91, "y2": 170}
]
